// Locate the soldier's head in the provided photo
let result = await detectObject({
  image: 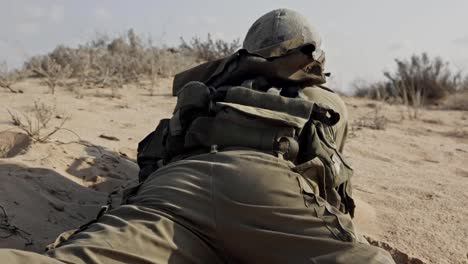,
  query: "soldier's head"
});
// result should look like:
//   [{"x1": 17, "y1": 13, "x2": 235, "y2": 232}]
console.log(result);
[{"x1": 242, "y1": 9, "x2": 327, "y2": 91}]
